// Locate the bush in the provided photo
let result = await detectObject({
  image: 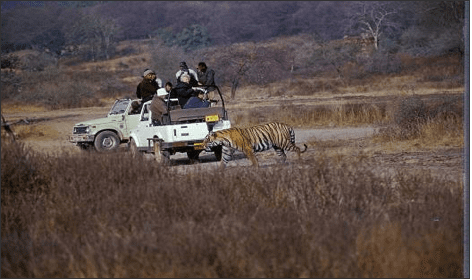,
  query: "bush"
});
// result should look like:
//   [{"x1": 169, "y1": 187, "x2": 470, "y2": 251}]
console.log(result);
[
  {"x1": 393, "y1": 95, "x2": 427, "y2": 137},
  {"x1": 1, "y1": 140, "x2": 50, "y2": 197},
  {"x1": 20, "y1": 52, "x2": 58, "y2": 72},
  {"x1": 364, "y1": 50, "x2": 402, "y2": 74}
]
